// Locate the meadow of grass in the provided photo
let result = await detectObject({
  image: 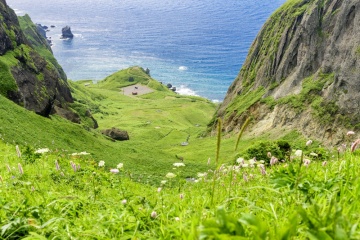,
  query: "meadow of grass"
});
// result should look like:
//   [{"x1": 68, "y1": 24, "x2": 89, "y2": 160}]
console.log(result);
[{"x1": 1, "y1": 133, "x2": 360, "y2": 239}]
